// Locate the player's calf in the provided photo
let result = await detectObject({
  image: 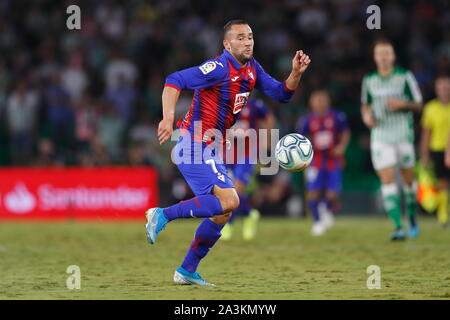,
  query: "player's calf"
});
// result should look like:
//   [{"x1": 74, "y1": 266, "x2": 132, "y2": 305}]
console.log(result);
[
  {"x1": 321, "y1": 190, "x2": 339, "y2": 230},
  {"x1": 306, "y1": 190, "x2": 321, "y2": 223},
  {"x1": 161, "y1": 194, "x2": 224, "y2": 221}
]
